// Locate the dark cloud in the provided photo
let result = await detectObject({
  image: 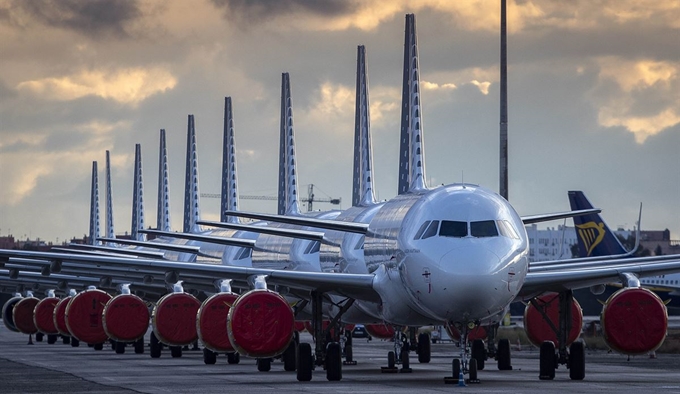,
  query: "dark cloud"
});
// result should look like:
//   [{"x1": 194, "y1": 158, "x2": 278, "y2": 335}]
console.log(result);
[
  {"x1": 211, "y1": 0, "x2": 357, "y2": 23},
  {"x1": 10, "y1": 0, "x2": 141, "y2": 38}
]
